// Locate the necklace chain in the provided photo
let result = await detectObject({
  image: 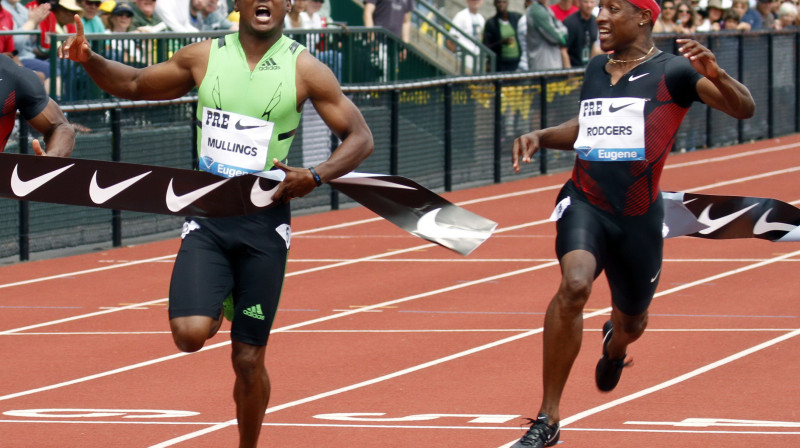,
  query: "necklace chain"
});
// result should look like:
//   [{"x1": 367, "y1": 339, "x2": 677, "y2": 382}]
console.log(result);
[{"x1": 607, "y1": 45, "x2": 655, "y2": 64}]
